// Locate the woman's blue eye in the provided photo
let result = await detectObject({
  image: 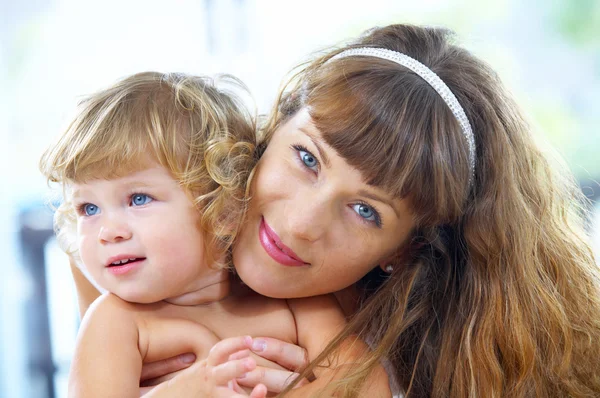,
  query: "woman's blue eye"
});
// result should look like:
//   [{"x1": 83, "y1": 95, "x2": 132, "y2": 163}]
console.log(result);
[
  {"x1": 352, "y1": 203, "x2": 379, "y2": 224},
  {"x1": 299, "y1": 150, "x2": 318, "y2": 170},
  {"x1": 131, "y1": 194, "x2": 152, "y2": 206},
  {"x1": 83, "y1": 204, "x2": 99, "y2": 216}
]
